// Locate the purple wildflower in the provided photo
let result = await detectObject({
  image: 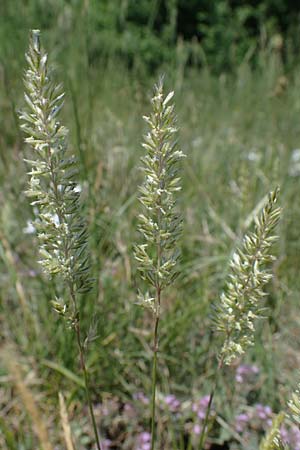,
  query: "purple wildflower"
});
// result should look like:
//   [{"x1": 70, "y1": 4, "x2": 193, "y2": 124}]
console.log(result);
[
  {"x1": 123, "y1": 402, "x2": 136, "y2": 418},
  {"x1": 200, "y1": 395, "x2": 210, "y2": 407},
  {"x1": 163, "y1": 394, "x2": 181, "y2": 412},
  {"x1": 192, "y1": 395, "x2": 211, "y2": 420},
  {"x1": 102, "y1": 439, "x2": 112, "y2": 450},
  {"x1": 290, "y1": 425, "x2": 300, "y2": 450},
  {"x1": 192, "y1": 424, "x2": 202, "y2": 435},
  {"x1": 93, "y1": 440, "x2": 111, "y2": 450},
  {"x1": 255, "y1": 404, "x2": 272, "y2": 421},
  {"x1": 280, "y1": 425, "x2": 289, "y2": 443},
  {"x1": 235, "y1": 364, "x2": 259, "y2": 383},
  {"x1": 135, "y1": 431, "x2": 151, "y2": 450},
  {"x1": 235, "y1": 413, "x2": 251, "y2": 433},
  {"x1": 281, "y1": 424, "x2": 300, "y2": 450},
  {"x1": 133, "y1": 392, "x2": 150, "y2": 405}
]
